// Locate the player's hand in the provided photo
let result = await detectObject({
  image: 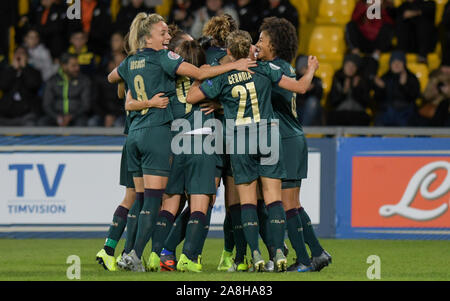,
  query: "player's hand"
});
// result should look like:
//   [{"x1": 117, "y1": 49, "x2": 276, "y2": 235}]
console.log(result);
[
  {"x1": 200, "y1": 100, "x2": 222, "y2": 115},
  {"x1": 233, "y1": 58, "x2": 258, "y2": 74},
  {"x1": 307, "y1": 56, "x2": 319, "y2": 73},
  {"x1": 62, "y1": 114, "x2": 72, "y2": 127},
  {"x1": 148, "y1": 93, "x2": 169, "y2": 109}
]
